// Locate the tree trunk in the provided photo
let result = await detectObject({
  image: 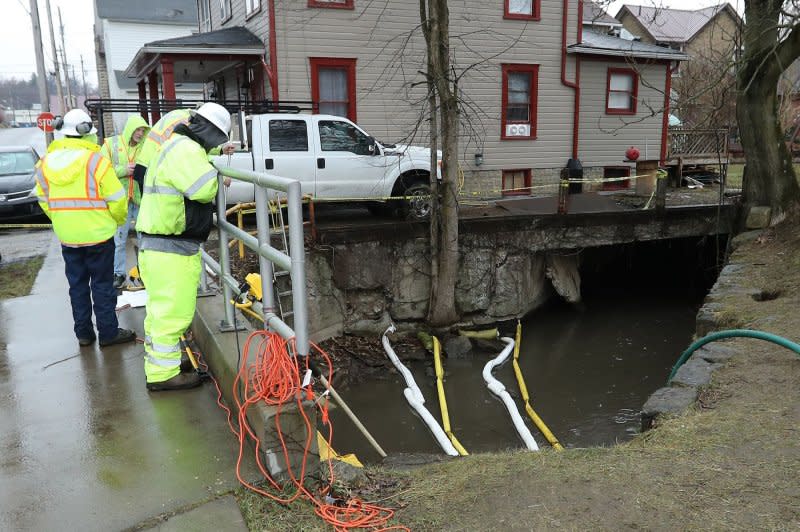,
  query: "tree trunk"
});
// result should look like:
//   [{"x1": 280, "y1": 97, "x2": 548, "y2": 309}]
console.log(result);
[
  {"x1": 423, "y1": 0, "x2": 459, "y2": 327},
  {"x1": 737, "y1": 0, "x2": 800, "y2": 221}
]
